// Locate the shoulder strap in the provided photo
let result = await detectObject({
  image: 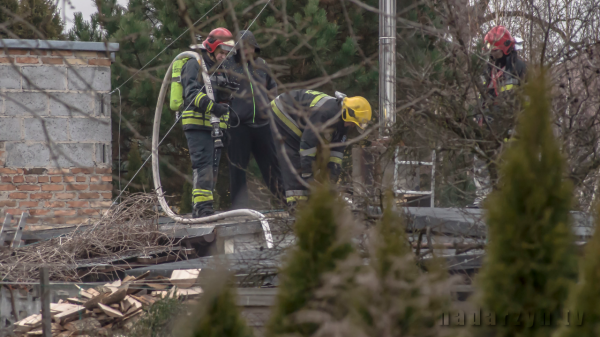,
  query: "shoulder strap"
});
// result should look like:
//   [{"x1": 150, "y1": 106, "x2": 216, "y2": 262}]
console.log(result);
[{"x1": 198, "y1": 54, "x2": 215, "y2": 101}]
